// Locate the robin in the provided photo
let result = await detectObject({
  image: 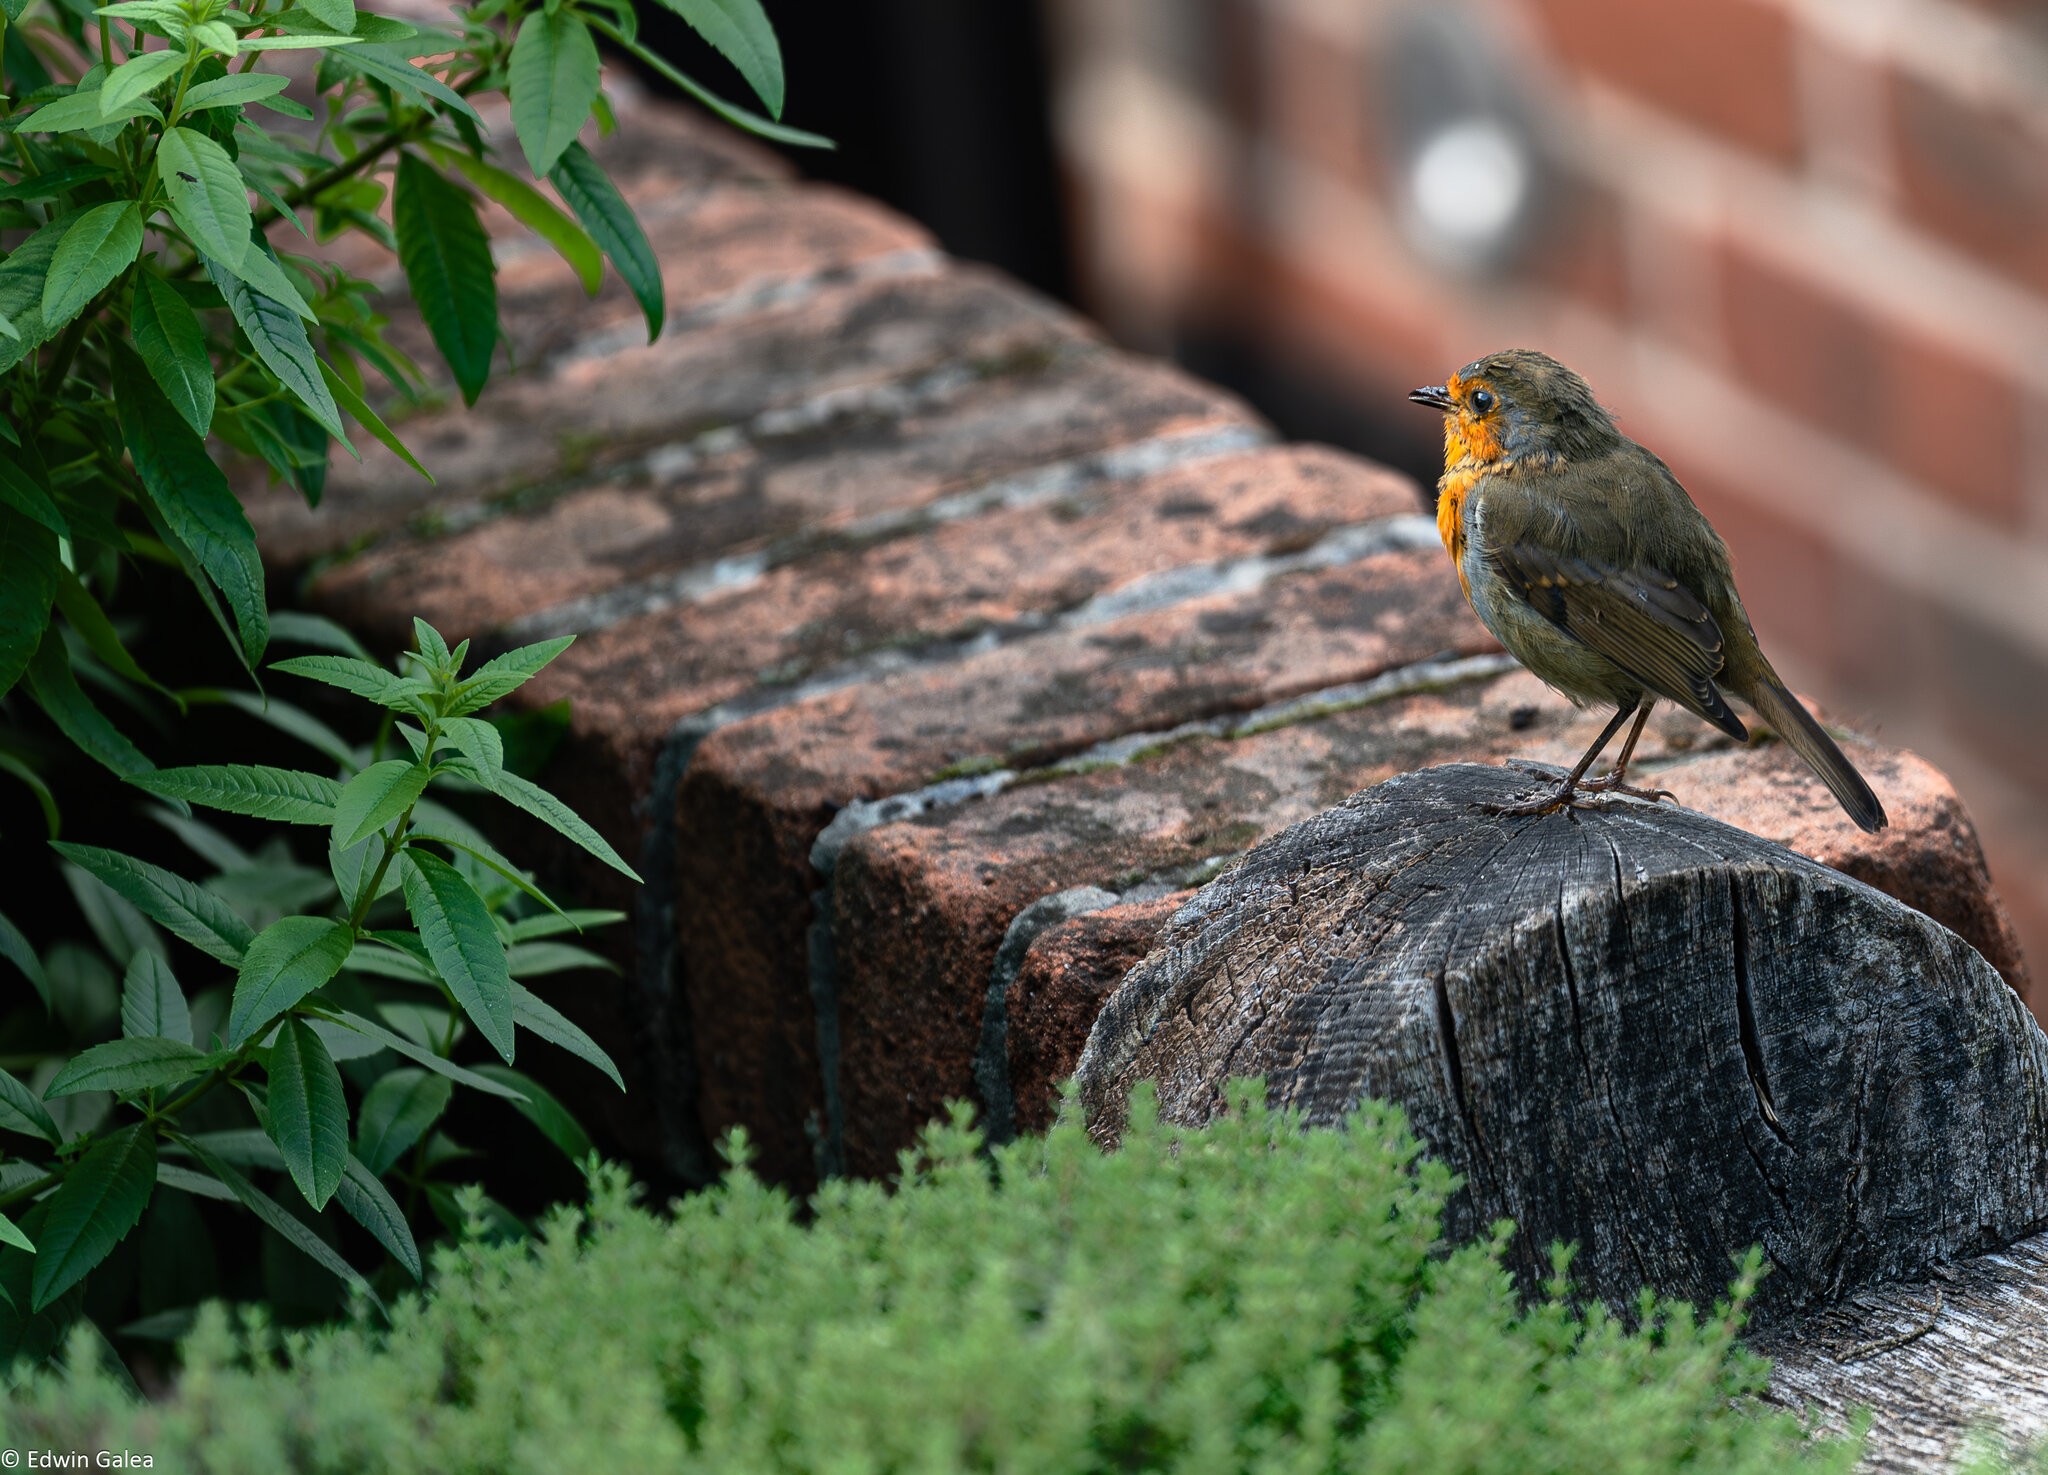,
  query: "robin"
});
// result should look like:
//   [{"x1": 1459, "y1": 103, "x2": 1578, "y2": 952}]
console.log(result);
[{"x1": 1407, "y1": 349, "x2": 1886, "y2": 833}]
